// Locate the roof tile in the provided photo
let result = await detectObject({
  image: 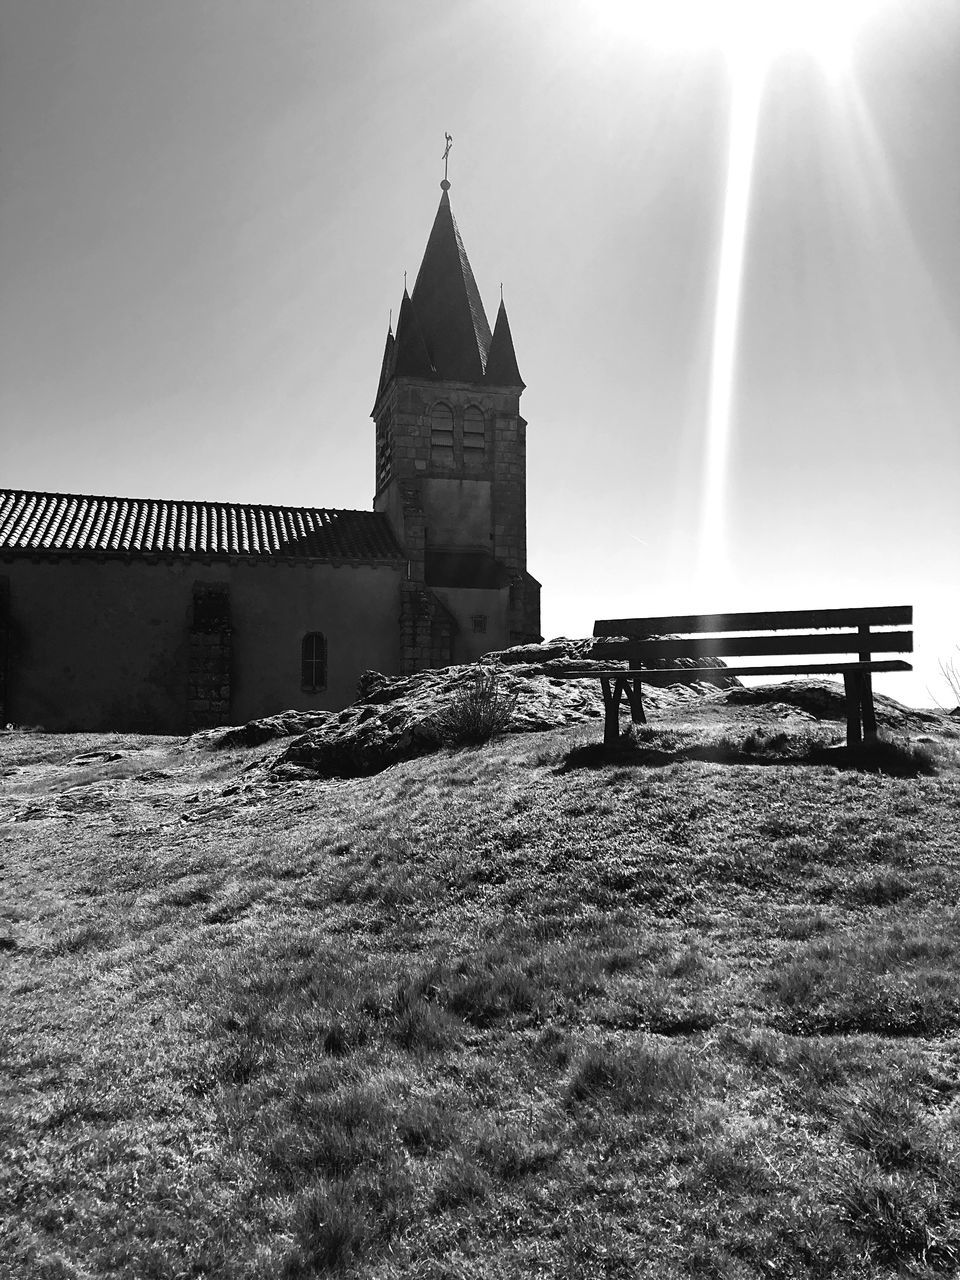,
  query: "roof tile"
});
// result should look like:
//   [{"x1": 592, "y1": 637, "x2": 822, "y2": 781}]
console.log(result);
[{"x1": 0, "y1": 490, "x2": 403, "y2": 562}]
